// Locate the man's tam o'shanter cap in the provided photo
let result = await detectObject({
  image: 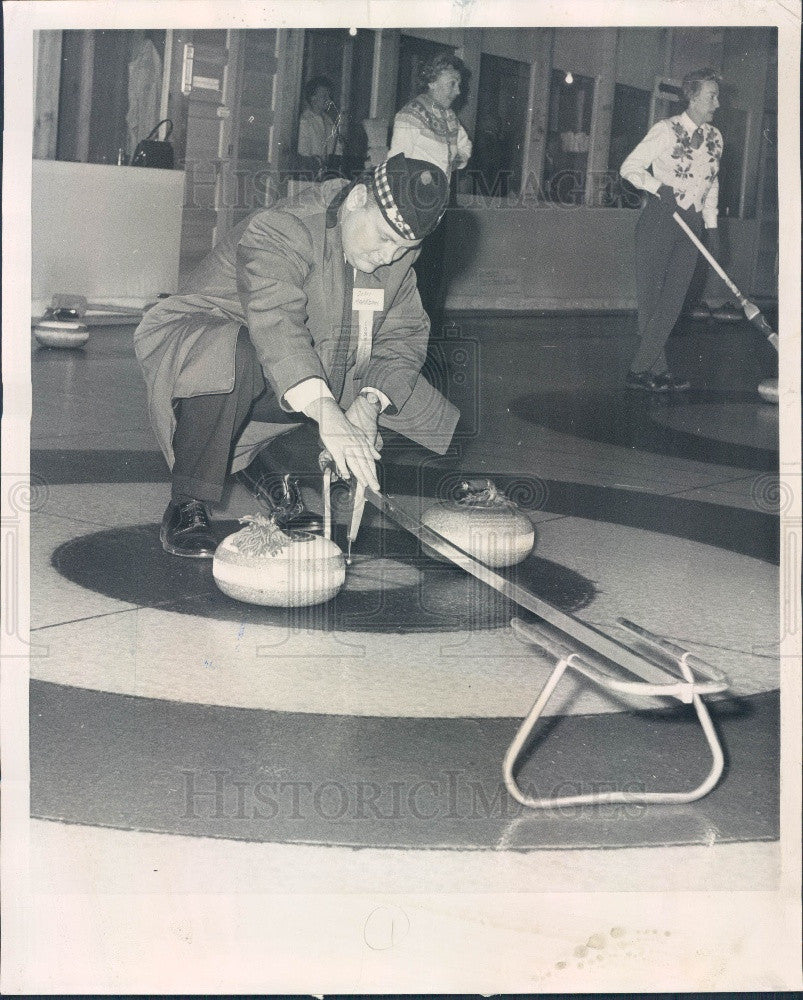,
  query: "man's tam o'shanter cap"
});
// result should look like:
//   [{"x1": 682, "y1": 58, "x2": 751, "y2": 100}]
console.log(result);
[{"x1": 370, "y1": 153, "x2": 449, "y2": 241}]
